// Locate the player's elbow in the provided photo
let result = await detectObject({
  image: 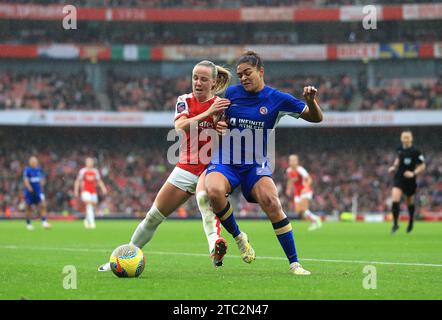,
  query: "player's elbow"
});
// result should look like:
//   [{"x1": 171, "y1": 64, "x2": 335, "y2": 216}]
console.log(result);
[
  {"x1": 174, "y1": 122, "x2": 189, "y2": 132},
  {"x1": 302, "y1": 110, "x2": 323, "y2": 123},
  {"x1": 311, "y1": 116, "x2": 323, "y2": 123},
  {"x1": 314, "y1": 110, "x2": 324, "y2": 123},
  {"x1": 308, "y1": 114, "x2": 323, "y2": 123}
]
